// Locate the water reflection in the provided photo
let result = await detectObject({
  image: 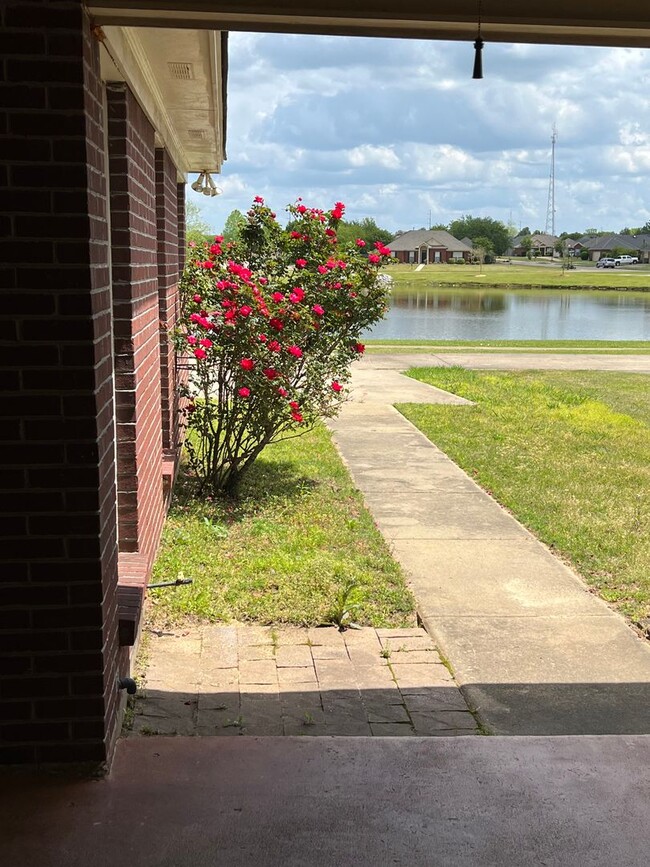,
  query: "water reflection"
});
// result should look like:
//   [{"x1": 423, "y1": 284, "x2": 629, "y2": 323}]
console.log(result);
[{"x1": 366, "y1": 288, "x2": 650, "y2": 341}]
